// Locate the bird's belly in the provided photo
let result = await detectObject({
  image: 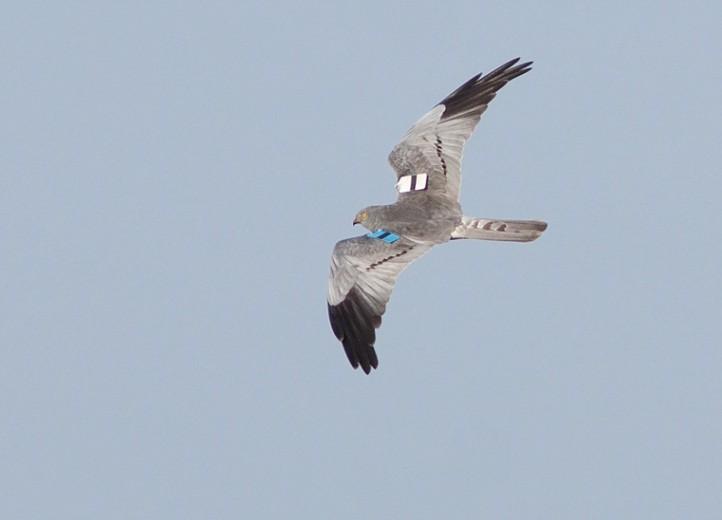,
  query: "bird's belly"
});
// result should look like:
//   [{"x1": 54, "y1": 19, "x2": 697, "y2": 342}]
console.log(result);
[{"x1": 393, "y1": 217, "x2": 460, "y2": 244}]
